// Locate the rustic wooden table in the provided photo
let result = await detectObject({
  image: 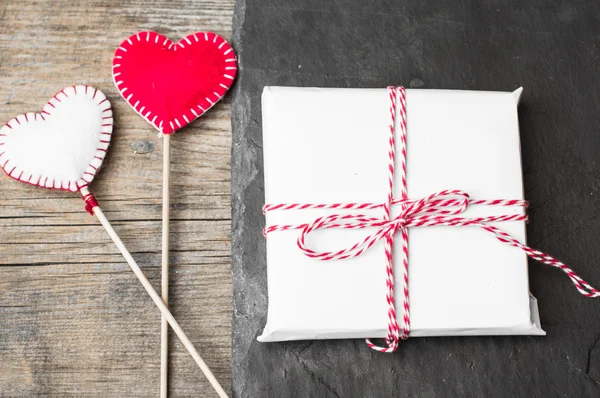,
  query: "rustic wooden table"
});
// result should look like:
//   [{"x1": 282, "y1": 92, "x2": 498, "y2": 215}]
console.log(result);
[{"x1": 0, "y1": 1, "x2": 234, "y2": 396}]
